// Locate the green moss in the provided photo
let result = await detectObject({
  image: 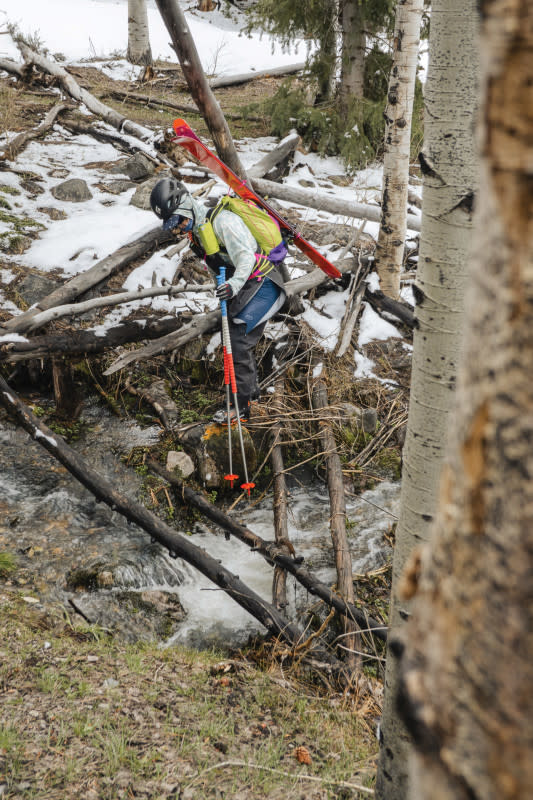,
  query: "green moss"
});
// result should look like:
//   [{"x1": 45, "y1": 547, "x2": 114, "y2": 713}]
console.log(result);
[
  {"x1": 0, "y1": 552, "x2": 16, "y2": 578},
  {"x1": 0, "y1": 184, "x2": 21, "y2": 196},
  {"x1": 373, "y1": 446, "x2": 402, "y2": 480}
]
